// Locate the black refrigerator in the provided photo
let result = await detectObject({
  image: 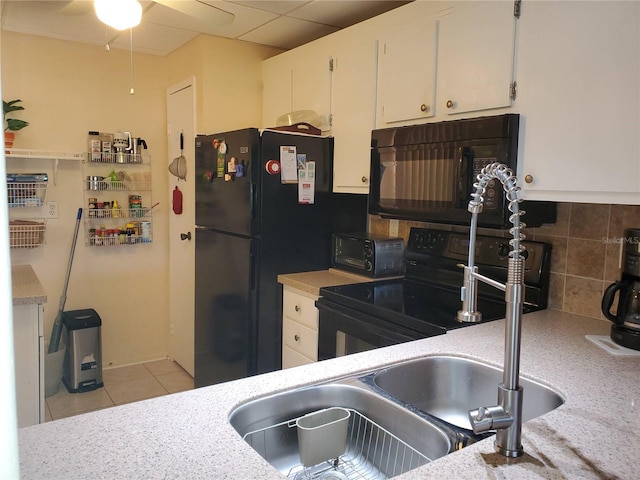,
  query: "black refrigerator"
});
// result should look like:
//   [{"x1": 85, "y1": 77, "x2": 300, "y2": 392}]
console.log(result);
[{"x1": 194, "y1": 128, "x2": 368, "y2": 387}]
